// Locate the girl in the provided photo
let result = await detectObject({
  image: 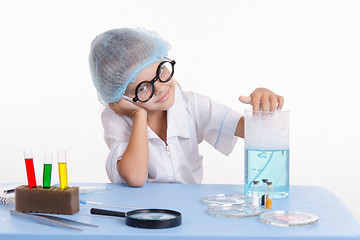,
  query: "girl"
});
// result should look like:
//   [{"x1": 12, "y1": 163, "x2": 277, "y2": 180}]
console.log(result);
[{"x1": 89, "y1": 28, "x2": 284, "y2": 187}]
